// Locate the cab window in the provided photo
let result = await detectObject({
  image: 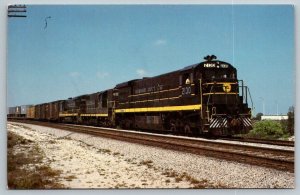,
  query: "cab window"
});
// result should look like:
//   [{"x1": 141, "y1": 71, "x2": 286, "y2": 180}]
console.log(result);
[
  {"x1": 205, "y1": 70, "x2": 235, "y2": 79},
  {"x1": 182, "y1": 73, "x2": 193, "y2": 85}
]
